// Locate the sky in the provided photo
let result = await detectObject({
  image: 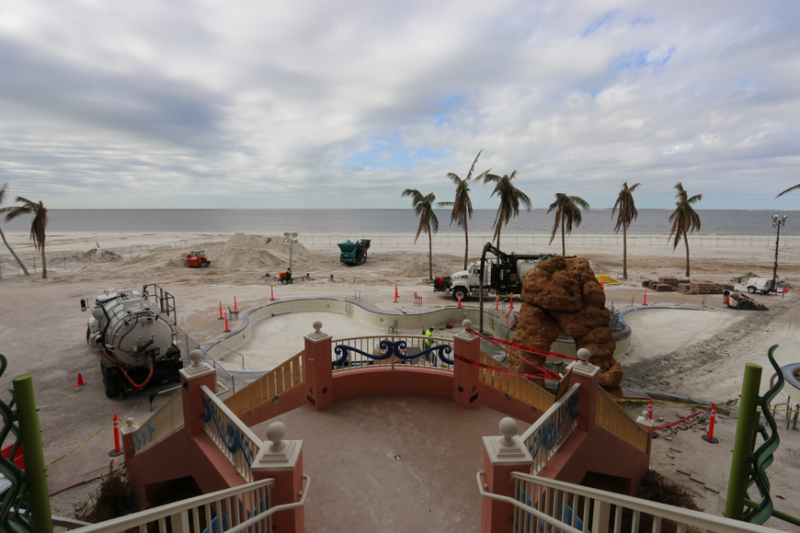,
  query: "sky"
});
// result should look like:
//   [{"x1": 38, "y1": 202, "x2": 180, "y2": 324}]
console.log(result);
[{"x1": 1, "y1": 0, "x2": 799, "y2": 210}]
